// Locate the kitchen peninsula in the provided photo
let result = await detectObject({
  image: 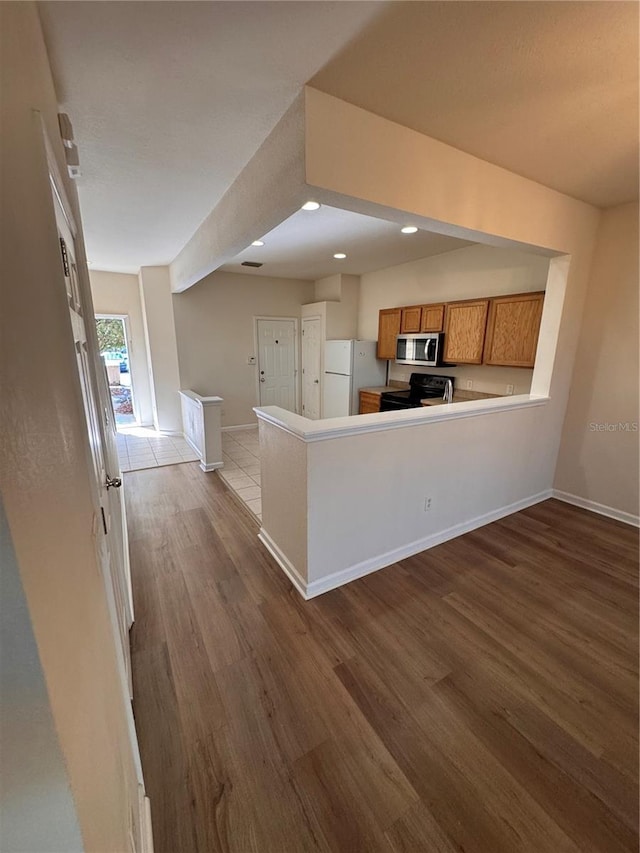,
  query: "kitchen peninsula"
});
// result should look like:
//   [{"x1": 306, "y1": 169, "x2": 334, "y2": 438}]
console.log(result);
[{"x1": 254, "y1": 386, "x2": 550, "y2": 600}]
